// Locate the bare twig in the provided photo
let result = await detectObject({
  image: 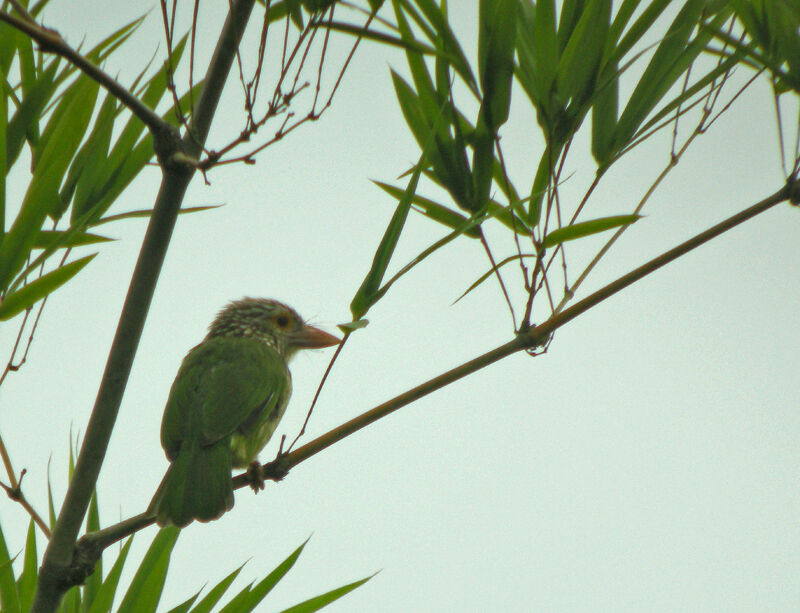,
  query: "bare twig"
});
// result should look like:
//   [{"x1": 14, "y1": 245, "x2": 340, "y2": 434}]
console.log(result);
[{"x1": 0, "y1": 465, "x2": 51, "y2": 538}]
